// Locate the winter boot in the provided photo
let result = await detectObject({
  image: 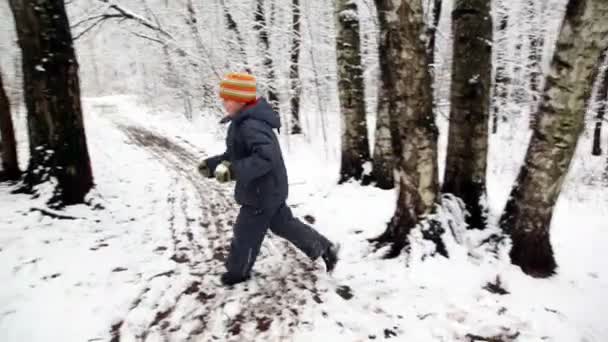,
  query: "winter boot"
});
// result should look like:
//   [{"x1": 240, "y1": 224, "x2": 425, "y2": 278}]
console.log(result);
[
  {"x1": 321, "y1": 243, "x2": 340, "y2": 273},
  {"x1": 220, "y1": 272, "x2": 250, "y2": 286}
]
